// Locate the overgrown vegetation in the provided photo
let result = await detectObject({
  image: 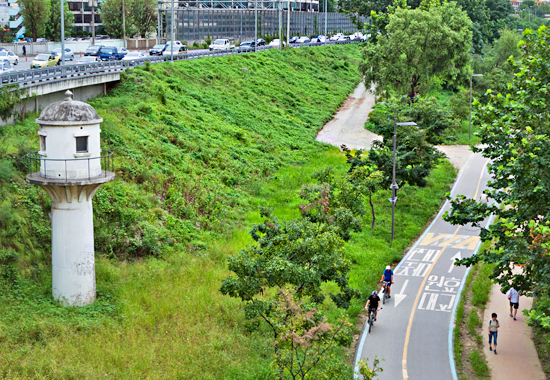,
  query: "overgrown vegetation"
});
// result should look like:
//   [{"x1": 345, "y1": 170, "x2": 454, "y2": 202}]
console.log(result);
[
  {"x1": 0, "y1": 45, "x2": 457, "y2": 378},
  {"x1": 453, "y1": 242, "x2": 493, "y2": 380}
]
